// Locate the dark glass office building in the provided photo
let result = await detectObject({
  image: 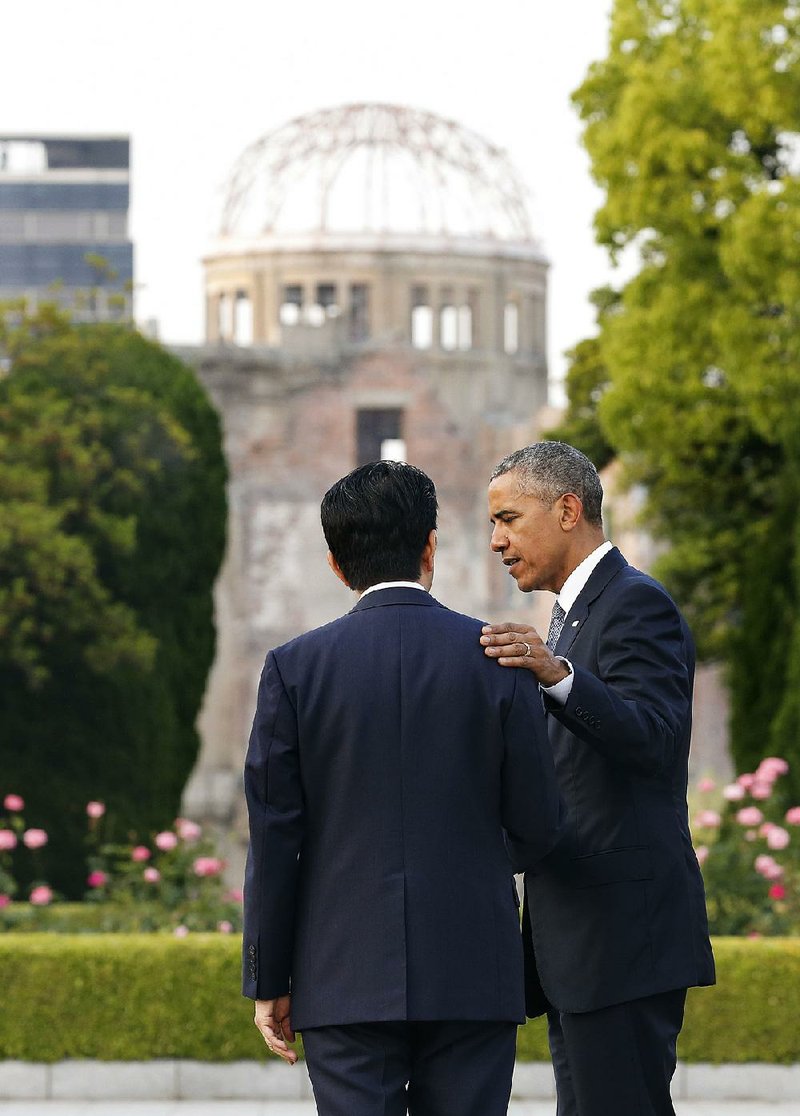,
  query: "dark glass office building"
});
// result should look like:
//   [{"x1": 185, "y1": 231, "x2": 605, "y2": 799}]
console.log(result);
[{"x1": 0, "y1": 134, "x2": 133, "y2": 320}]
